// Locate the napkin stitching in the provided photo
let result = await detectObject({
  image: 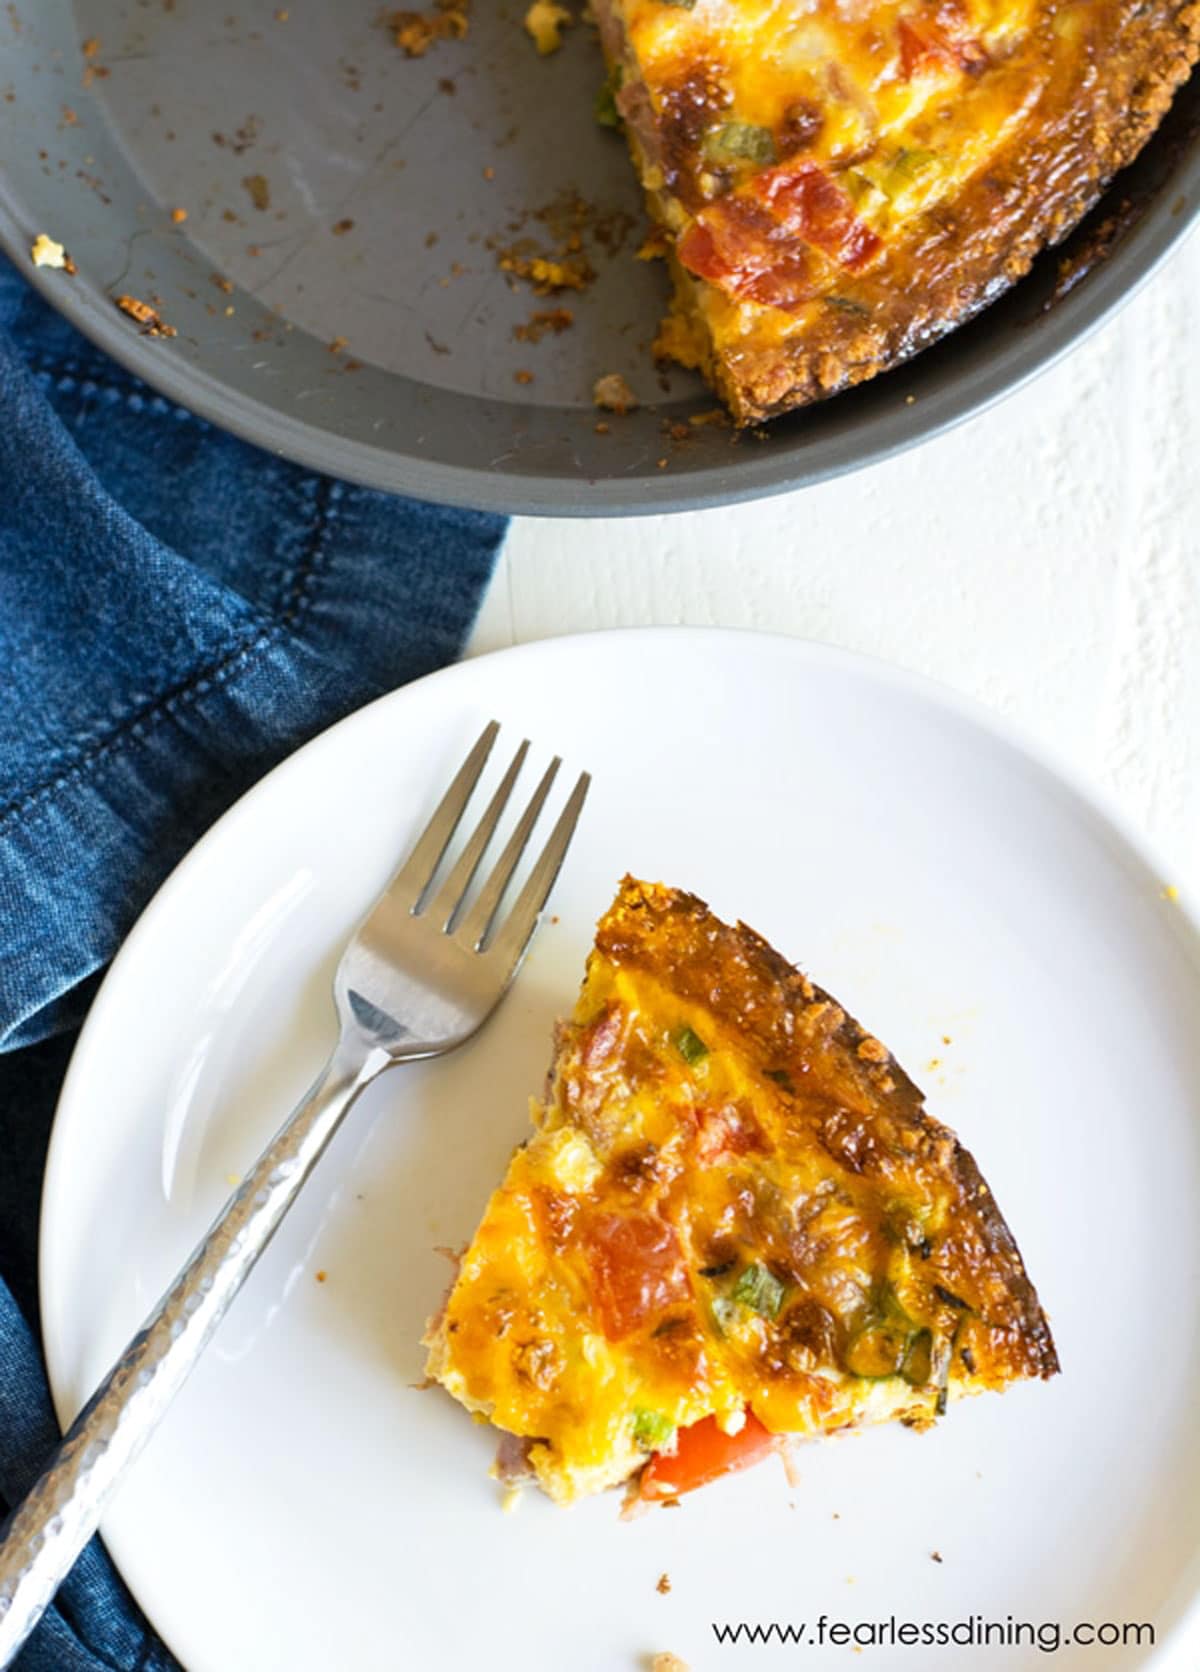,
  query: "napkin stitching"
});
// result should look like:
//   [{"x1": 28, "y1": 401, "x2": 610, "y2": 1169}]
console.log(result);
[
  {"x1": 28, "y1": 364, "x2": 211, "y2": 430},
  {"x1": 0, "y1": 480, "x2": 336, "y2": 832}
]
